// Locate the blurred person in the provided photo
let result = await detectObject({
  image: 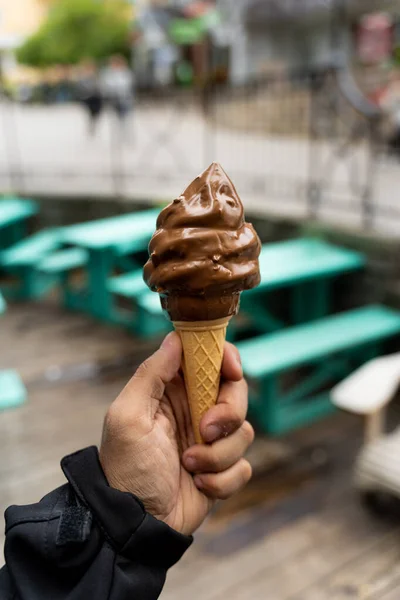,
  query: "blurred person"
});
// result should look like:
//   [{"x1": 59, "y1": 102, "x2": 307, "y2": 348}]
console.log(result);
[
  {"x1": 0, "y1": 333, "x2": 253, "y2": 599},
  {"x1": 77, "y1": 59, "x2": 104, "y2": 136},
  {"x1": 380, "y1": 67, "x2": 400, "y2": 158},
  {"x1": 101, "y1": 54, "x2": 135, "y2": 137}
]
